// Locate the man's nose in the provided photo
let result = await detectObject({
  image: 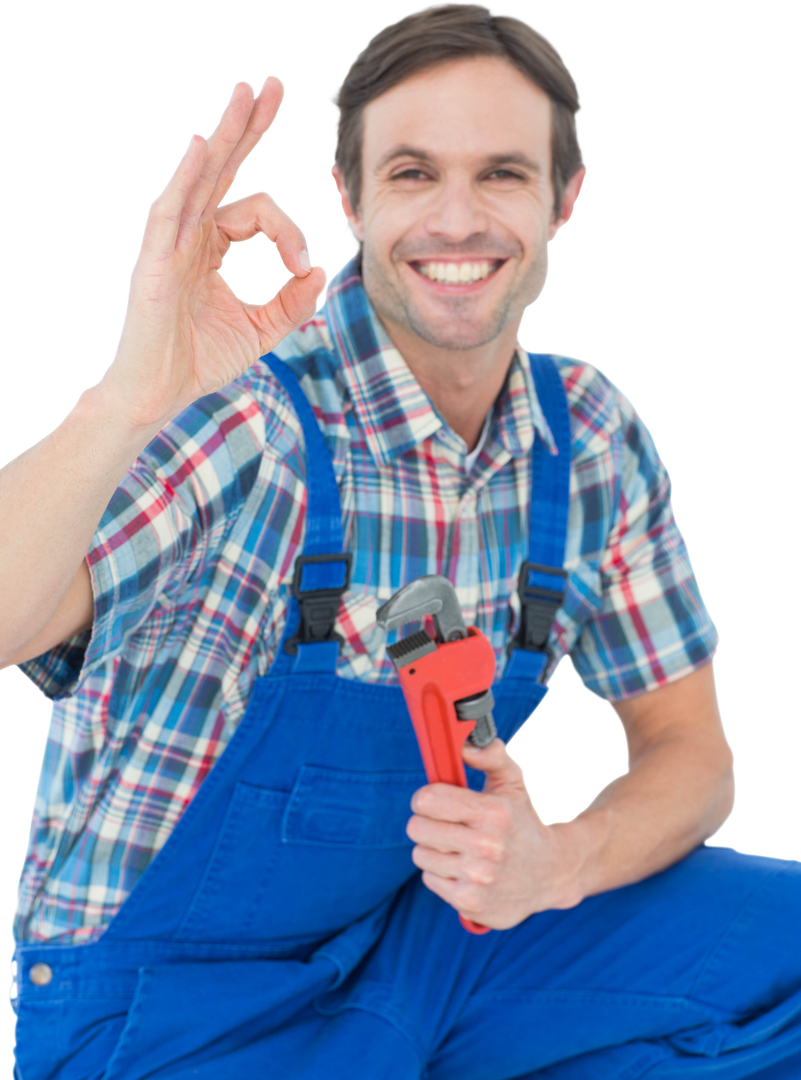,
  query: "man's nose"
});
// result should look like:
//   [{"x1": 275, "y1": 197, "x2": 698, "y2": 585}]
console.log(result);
[{"x1": 424, "y1": 178, "x2": 489, "y2": 242}]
